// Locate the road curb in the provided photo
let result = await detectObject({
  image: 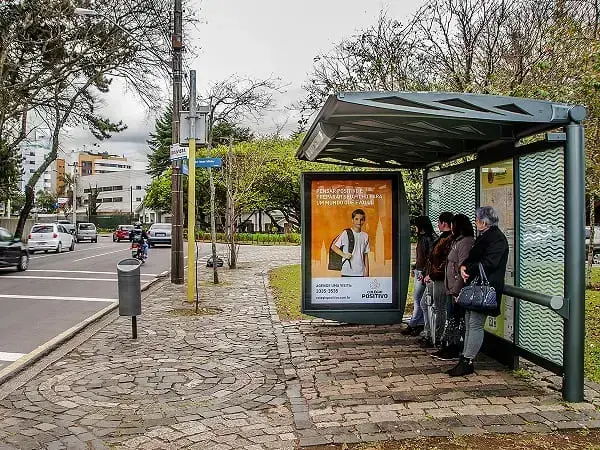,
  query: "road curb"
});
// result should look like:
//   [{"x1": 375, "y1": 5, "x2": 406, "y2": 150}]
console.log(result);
[{"x1": 0, "y1": 270, "x2": 170, "y2": 386}]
